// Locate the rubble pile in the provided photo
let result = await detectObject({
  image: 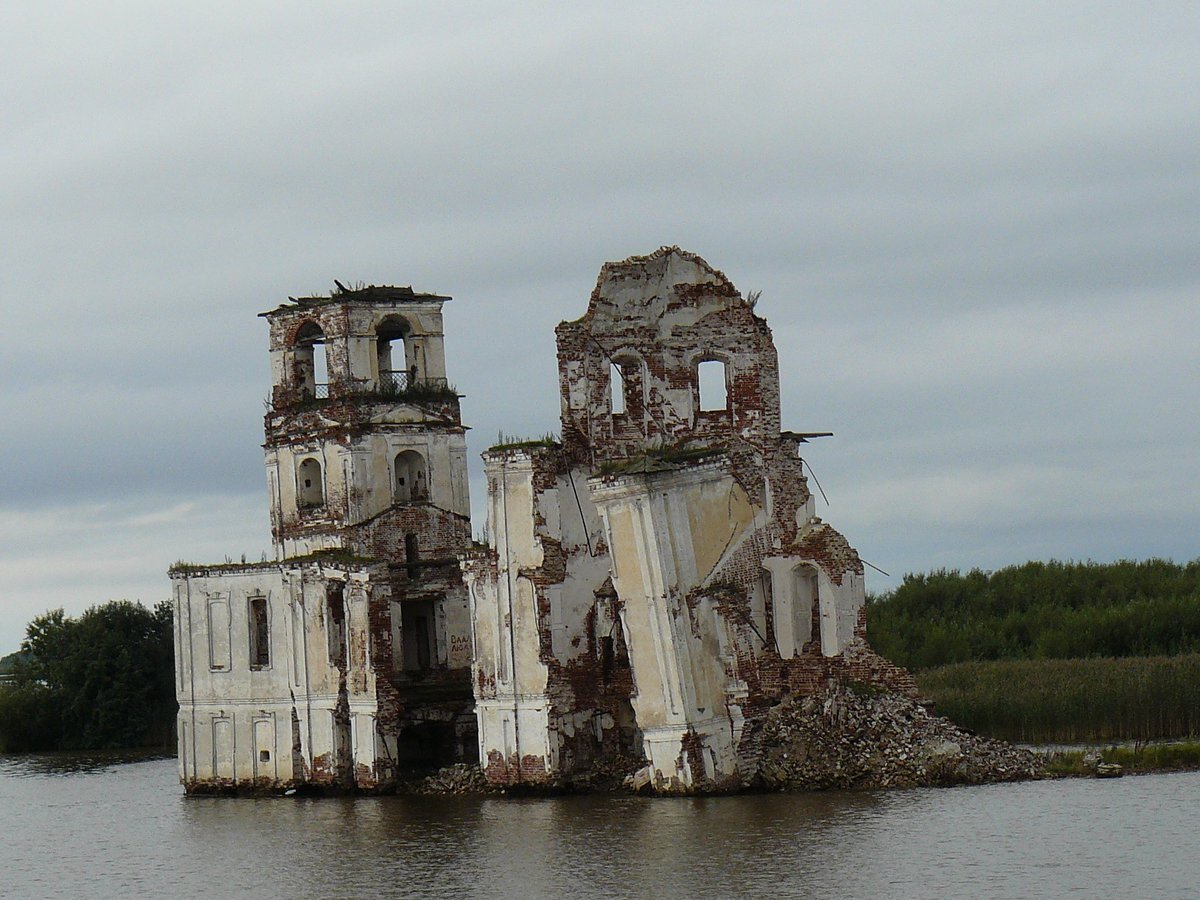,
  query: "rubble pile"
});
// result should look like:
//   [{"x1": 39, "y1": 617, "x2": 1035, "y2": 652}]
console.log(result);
[
  {"x1": 754, "y1": 683, "x2": 1042, "y2": 790},
  {"x1": 575, "y1": 751, "x2": 648, "y2": 792},
  {"x1": 403, "y1": 763, "x2": 494, "y2": 795}
]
